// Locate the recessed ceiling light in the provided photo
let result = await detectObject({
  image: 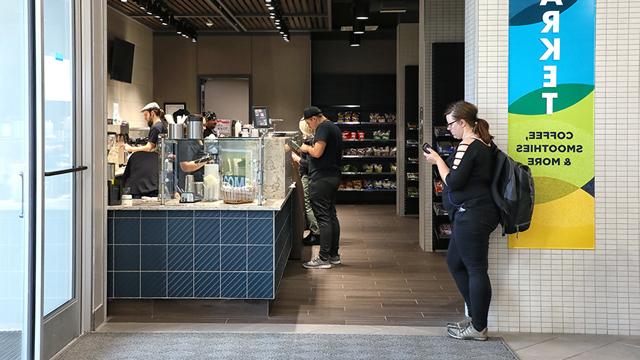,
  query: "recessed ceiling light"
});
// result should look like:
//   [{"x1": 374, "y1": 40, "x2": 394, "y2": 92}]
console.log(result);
[
  {"x1": 120, "y1": 0, "x2": 127, "y2": 2},
  {"x1": 206, "y1": 20, "x2": 214, "y2": 27},
  {"x1": 267, "y1": 5, "x2": 274, "y2": 10}
]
